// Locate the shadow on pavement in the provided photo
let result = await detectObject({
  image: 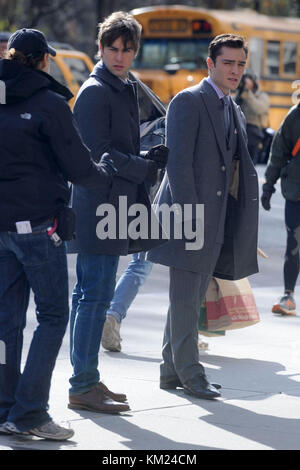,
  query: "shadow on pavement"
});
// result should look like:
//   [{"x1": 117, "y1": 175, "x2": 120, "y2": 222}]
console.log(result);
[
  {"x1": 103, "y1": 351, "x2": 161, "y2": 364},
  {"x1": 63, "y1": 409, "x2": 221, "y2": 451},
  {"x1": 199, "y1": 354, "x2": 300, "y2": 396}
]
